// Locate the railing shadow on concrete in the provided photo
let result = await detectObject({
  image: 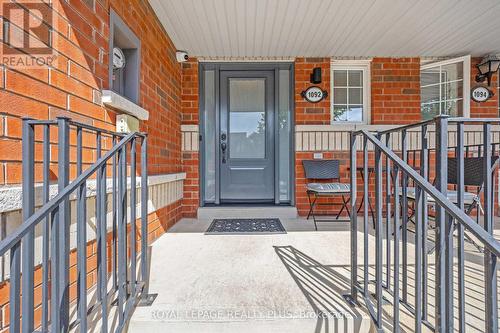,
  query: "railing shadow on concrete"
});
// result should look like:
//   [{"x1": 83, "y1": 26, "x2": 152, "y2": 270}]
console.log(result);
[{"x1": 274, "y1": 245, "x2": 370, "y2": 333}]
